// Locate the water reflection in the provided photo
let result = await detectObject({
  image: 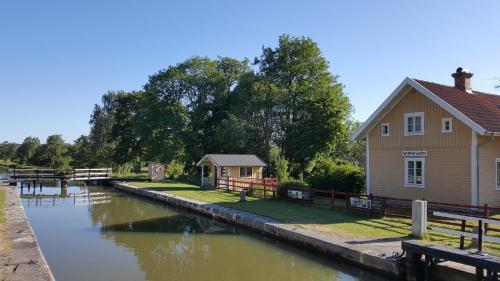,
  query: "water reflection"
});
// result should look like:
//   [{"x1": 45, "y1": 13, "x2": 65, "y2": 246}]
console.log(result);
[
  {"x1": 21, "y1": 185, "x2": 388, "y2": 281},
  {"x1": 0, "y1": 168, "x2": 7, "y2": 180}
]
